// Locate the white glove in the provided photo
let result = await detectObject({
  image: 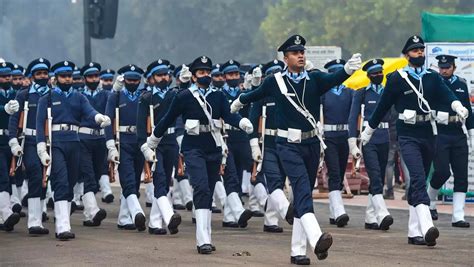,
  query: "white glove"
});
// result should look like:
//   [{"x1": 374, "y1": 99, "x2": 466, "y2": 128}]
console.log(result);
[
  {"x1": 106, "y1": 139, "x2": 120, "y2": 163},
  {"x1": 179, "y1": 64, "x2": 192, "y2": 83},
  {"x1": 305, "y1": 60, "x2": 315, "y2": 71},
  {"x1": 230, "y1": 96, "x2": 244, "y2": 114},
  {"x1": 146, "y1": 133, "x2": 162, "y2": 149},
  {"x1": 176, "y1": 135, "x2": 183, "y2": 150},
  {"x1": 140, "y1": 143, "x2": 157, "y2": 162},
  {"x1": 112, "y1": 75, "x2": 124, "y2": 91},
  {"x1": 243, "y1": 73, "x2": 253, "y2": 90},
  {"x1": 239, "y1": 118, "x2": 253, "y2": 134},
  {"x1": 360, "y1": 125, "x2": 376, "y2": 146},
  {"x1": 95, "y1": 114, "x2": 111, "y2": 128},
  {"x1": 469, "y1": 129, "x2": 474, "y2": 149},
  {"x1": 250, "y1": 138, "x2": 262, "y2": 162},
  {"x1": 8, "y1": 138, "x2": 22, "y2": 157},
  {"x1": 251, "y1": 67, "x2": 262, "y2": 87},
  {"x1": 344, "y1": 53, "x2": 362, "y2": 75},
  {"x1": 37, "y1": 142, "x2": 50, "y2": 166},
  {"x1": 4, "y1": 100, "x2": 19, "y2": 115},
  {"x1": 347, "y1": 137, "x2": 361, "y2": 159},
  {"x1": 451, "y1": 100, "x2": 469, "y2": 119}
]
